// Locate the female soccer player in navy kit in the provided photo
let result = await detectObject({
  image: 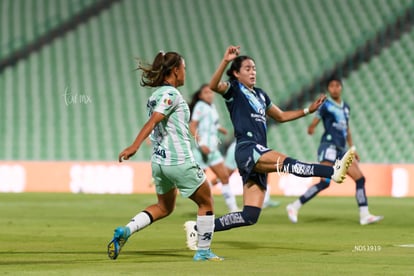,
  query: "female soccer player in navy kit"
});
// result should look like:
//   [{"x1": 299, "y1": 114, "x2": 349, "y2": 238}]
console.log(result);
[
  {"x1": 185, "y1": 46, "x2": 356, "y2": 248},
  {"x1": 286, "y1": 77, "x2": 383, "y2": 225}
]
